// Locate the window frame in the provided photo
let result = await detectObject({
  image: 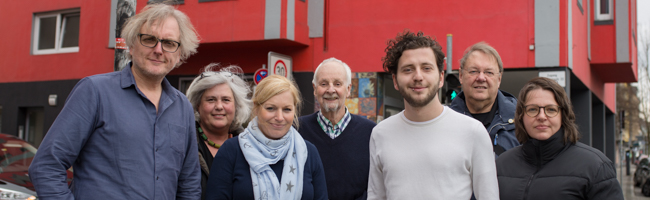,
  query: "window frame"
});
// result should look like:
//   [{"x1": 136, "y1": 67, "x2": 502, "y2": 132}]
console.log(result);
[
  {"x1": 594, "y1": 0, "x2": 613, "y2": 21},
  {"x1": 32, "y1": 9, "x2": 80, "y2": 55}
]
